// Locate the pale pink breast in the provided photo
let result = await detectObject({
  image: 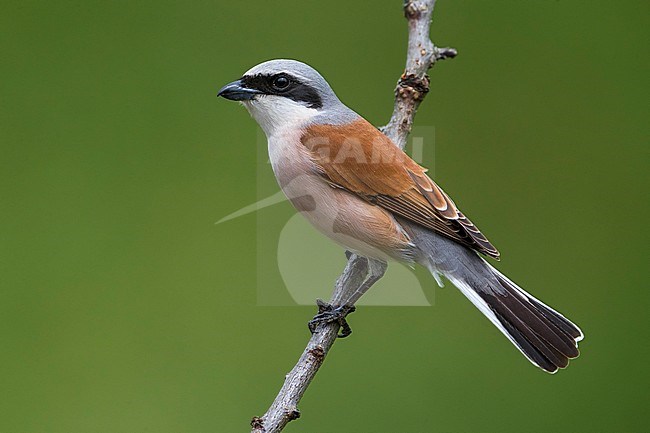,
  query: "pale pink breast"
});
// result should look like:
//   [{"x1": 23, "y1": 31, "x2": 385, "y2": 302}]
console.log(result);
[{"x1": 268, "y1": 131, "x2": 413, "y2": 261}]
